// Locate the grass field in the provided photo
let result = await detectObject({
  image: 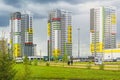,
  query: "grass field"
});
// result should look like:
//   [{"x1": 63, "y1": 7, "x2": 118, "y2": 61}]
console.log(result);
[{"x1": 15, "y1": 63, "x2": 120, "y2": 80}]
